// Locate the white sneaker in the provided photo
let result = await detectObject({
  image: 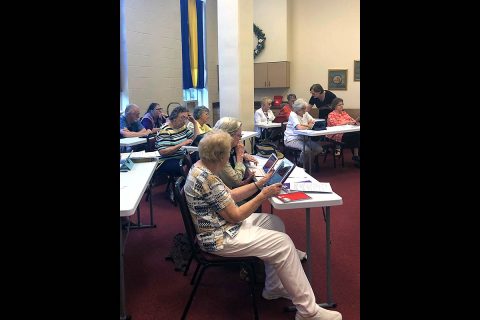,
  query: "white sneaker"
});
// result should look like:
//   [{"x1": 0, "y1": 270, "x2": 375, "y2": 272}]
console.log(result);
[
  {"x1": 297, "y1": 249, "x2": 308, "y2": 262},
  {"x1": 262, "y1": 288, "x2": 291, "y2": 300},
  {"x1": 295, "y1": 308, "x2": 342, "y2": 320}
]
